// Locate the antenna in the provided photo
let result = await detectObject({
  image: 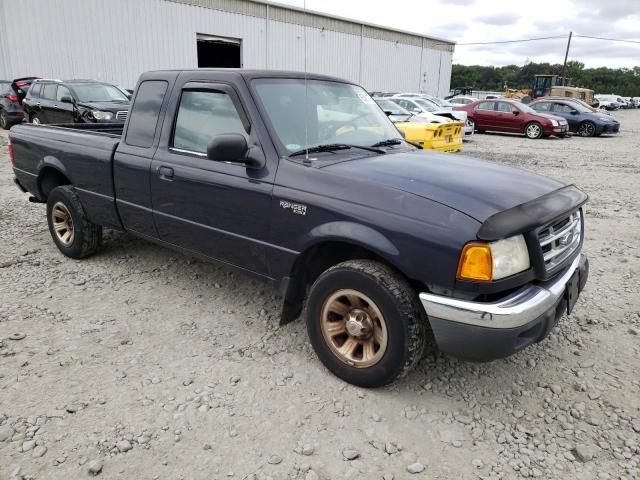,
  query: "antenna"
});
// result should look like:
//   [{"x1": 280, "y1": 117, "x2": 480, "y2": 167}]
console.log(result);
[{"x1": 303, "y1": 0, "x2": 309, "y2": 161}]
